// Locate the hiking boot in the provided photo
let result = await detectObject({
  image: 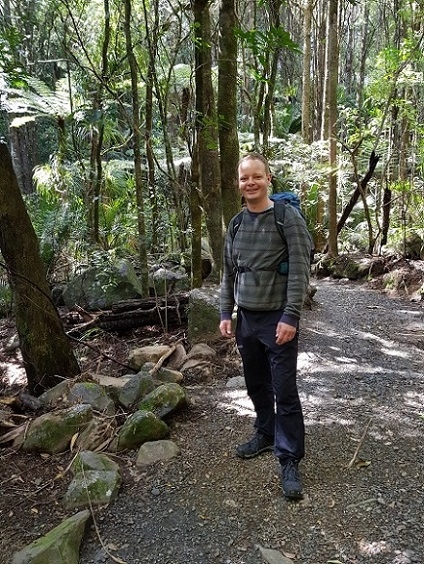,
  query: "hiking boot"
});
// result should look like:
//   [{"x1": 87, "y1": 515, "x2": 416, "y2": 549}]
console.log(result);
[
  {"x1": 236, "y1": 432, "x2": 274, "y2": 459},
  {"x1": 281, "y1": 459, "x2": 303, "y2": 500}
]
